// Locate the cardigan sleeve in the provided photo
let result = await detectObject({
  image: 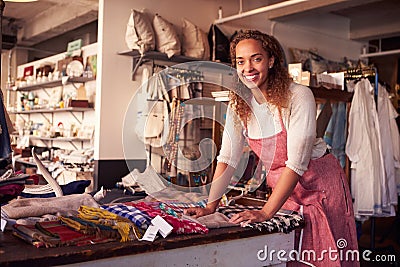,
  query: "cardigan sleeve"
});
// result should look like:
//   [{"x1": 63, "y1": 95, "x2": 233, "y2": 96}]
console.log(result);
[
  {"x1": 285, "y1": 84, "x2": 319, "y2": 176},
  {"x1": 216, "y1": 106, "x2": 245, "y2": 168}
]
